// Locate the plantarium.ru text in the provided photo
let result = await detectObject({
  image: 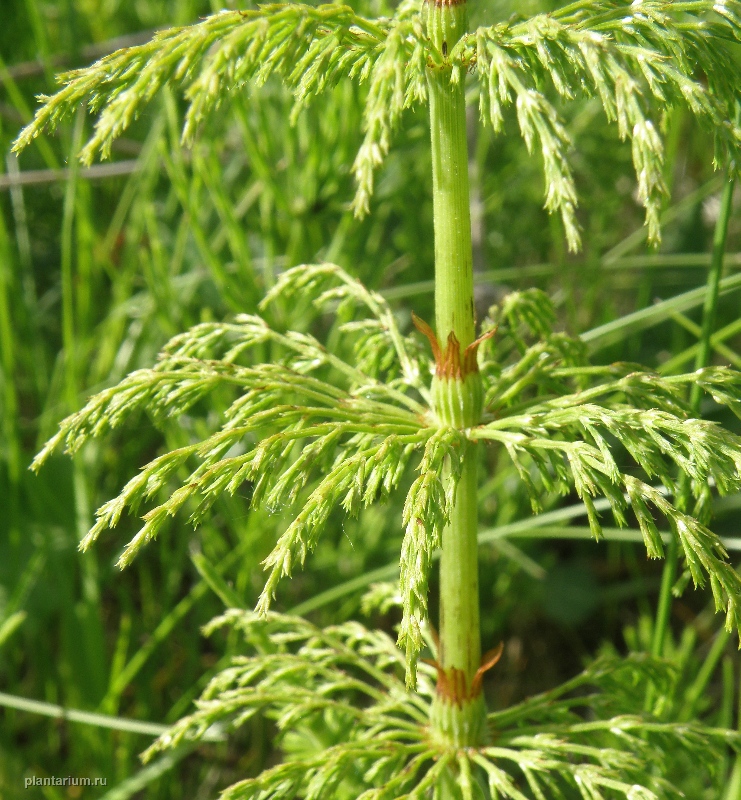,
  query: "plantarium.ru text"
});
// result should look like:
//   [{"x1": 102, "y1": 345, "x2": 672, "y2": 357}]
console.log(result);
[{"x1": 13, "y1": 0, "x2": 741, "y2": 796}]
